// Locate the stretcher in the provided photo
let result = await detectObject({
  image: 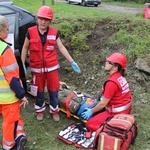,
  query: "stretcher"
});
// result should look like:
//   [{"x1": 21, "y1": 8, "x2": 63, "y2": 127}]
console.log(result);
[
  {"x1": 27, "y1": 91, "x2": 87, "y2": 122},
  {"x1": 59, "y1": 107, "x2": 87, "y2": 123},
  {"x1": 26, "y1": 81, "x2": 98, "y2": 123}
]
